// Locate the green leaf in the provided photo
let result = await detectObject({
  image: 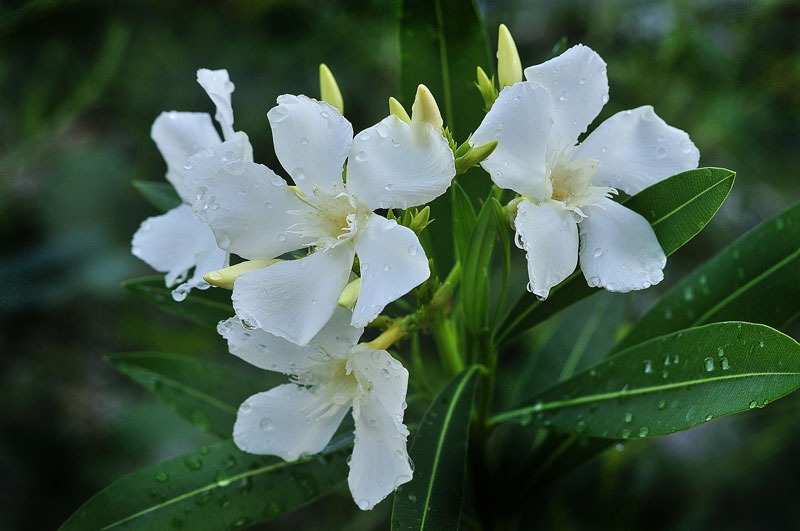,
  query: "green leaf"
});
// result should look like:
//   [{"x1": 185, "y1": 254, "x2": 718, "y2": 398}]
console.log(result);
[
  {"x1": 451, "y1": 181, "x2": 476, "y2": 261},
  {"x1": 108, "y1": 352, "x2": 281, "y2": 439},
  {"x1": 132, "y1": 180, "x2": 182, "y2": 212},
  {"x1": 398, "y1": 0, "x2": 493, "y2": 274},
  {"x1": 461, "y1": 200, "x2": 498, "y2": 335},
  {"x1": 496, "y1": 168, "x2": 735, "y2": 345},
  {"x1": 490, "y1": 322, "x2": 800, "y2": 439},
  {"x1": 392, "y1": 365, "x2": 481, "y2": 531},
  {"x1": 489, "y1": 197, "x2": 511, "y2": 328},
  {"x1": 60, "y1": 437, "x2": 352, "y2": 530},
  {"x1": 616, "y1": 201, "x2": 800, "y2": 351},
  {"x1": 122, "y1": 276, "x2": 233, "y2": 329}
]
